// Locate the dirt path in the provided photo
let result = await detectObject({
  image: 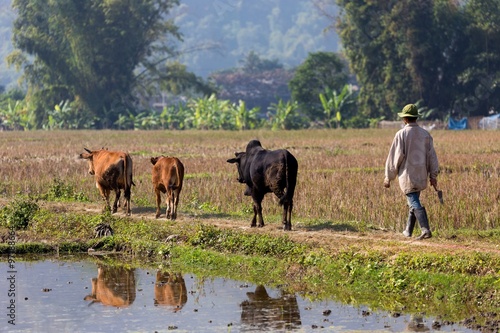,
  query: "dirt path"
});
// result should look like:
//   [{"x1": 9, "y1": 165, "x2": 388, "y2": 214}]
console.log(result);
[{"x1": 42, "y1": 201, "x2": 500, "y2": 257}]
